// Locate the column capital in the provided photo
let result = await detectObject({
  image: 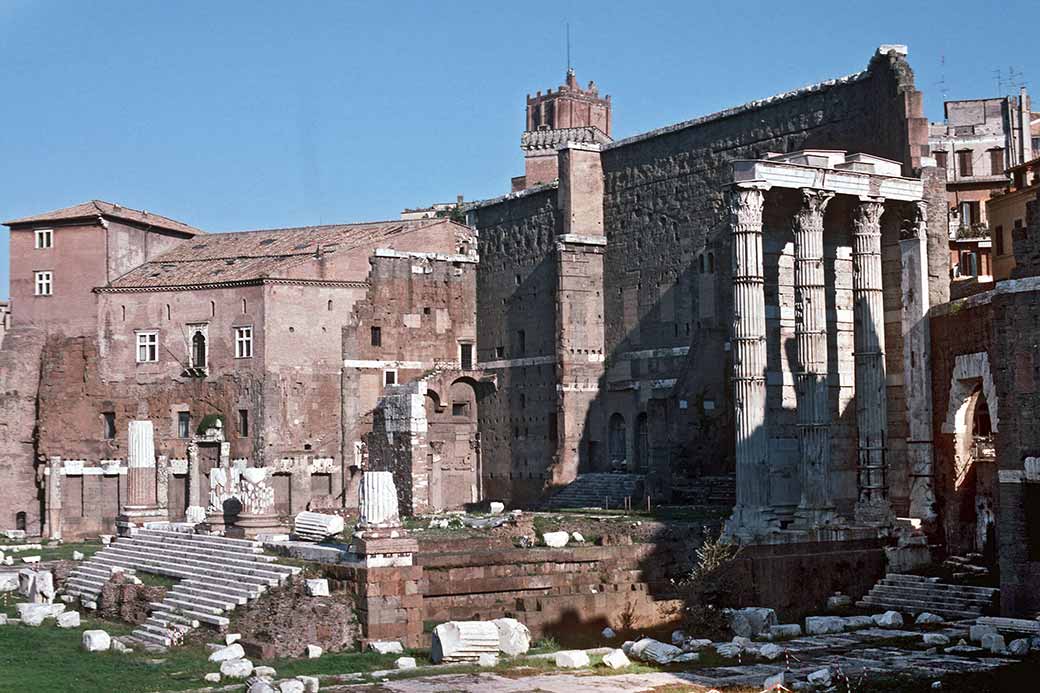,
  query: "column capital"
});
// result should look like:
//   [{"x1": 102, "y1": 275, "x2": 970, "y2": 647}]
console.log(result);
[
  {"x1": 853, "y1": 197, "x2": 885, "y2": 229},
  {"x1": 797, "y1": 187, "x2": 835, "y2": 211}
]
